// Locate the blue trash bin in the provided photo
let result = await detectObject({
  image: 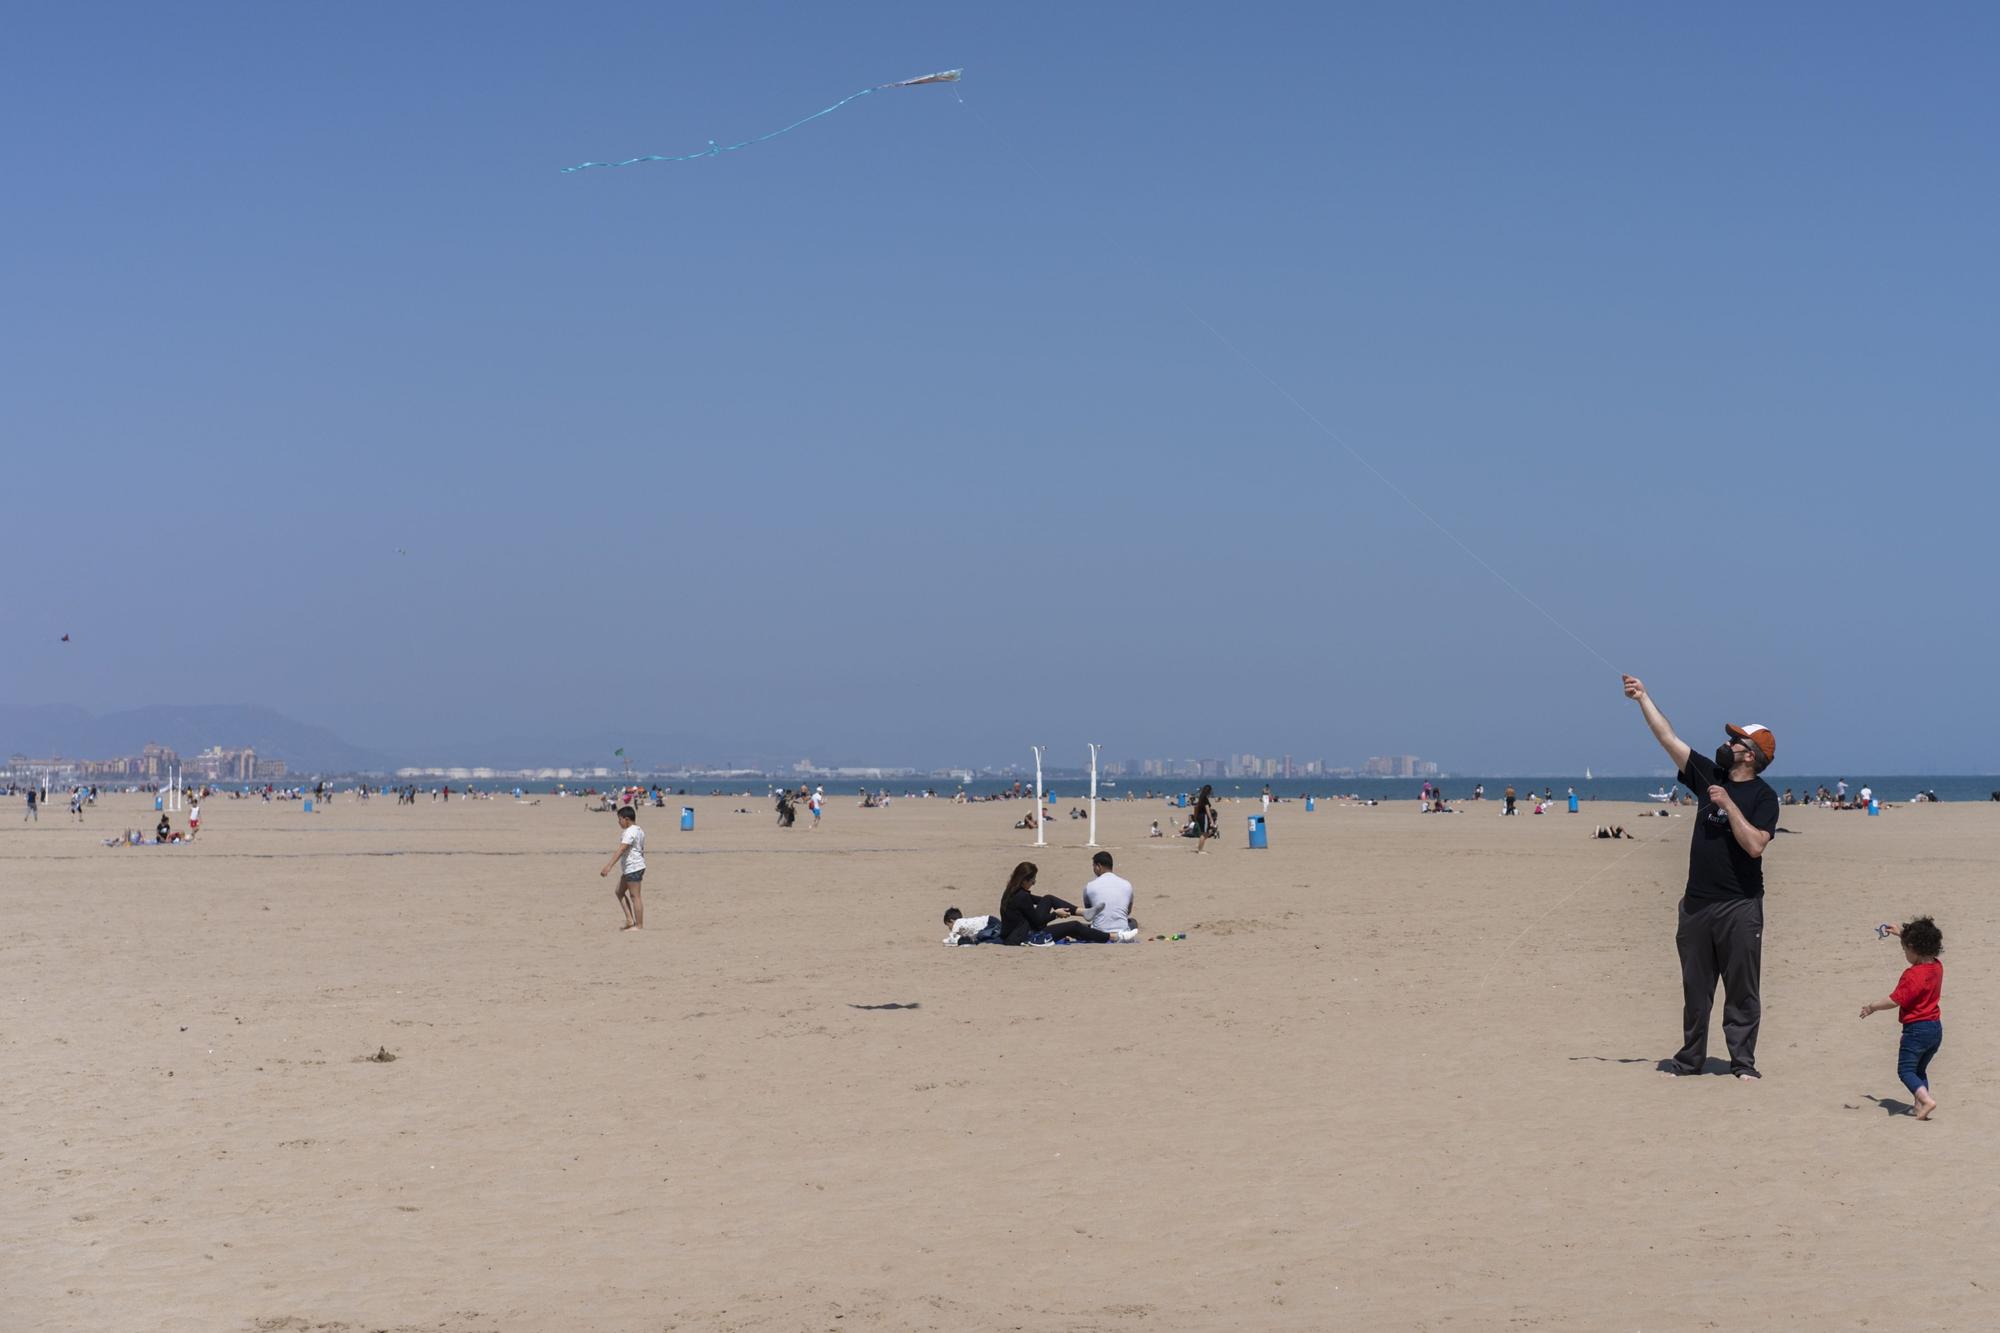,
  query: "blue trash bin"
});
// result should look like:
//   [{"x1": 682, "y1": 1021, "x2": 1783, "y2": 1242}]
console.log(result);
[
  {"x1": 680, "y1": 806, "x2": 695, "y2": 831},
  {"x1": 303, "y1": 798, "x2": 314, "y2": 814},
  {"x1": 1867, "y1": 800, "x2": 1879, "y2": 816},
  {"x1": 1248, "y1": 814, "x2": 1268, "y2": 849},
  {"x1": 1178, "y1": 793, "x2": 1188, "y2": 809},
  {"x1": 1568, "y1": 793, "x2": 1579, "y2": 813},
  {"x1": 155, "y1": 795, "x2": 164, "y2": 811},
  {"x1": 1305, "y1": 795, "x2": 1315, "y2": 812}
]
